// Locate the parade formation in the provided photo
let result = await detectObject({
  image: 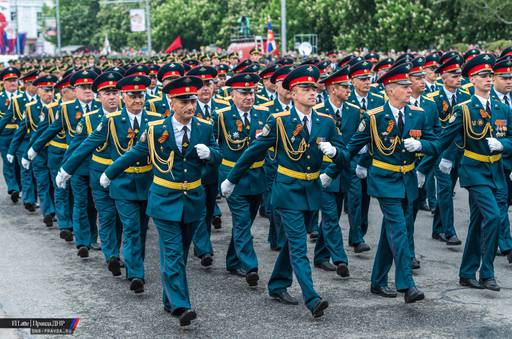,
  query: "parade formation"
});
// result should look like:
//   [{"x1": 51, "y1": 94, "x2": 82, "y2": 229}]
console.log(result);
[{"x1": 1, "y1": 47, "x2": 512, "y2": 328}]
